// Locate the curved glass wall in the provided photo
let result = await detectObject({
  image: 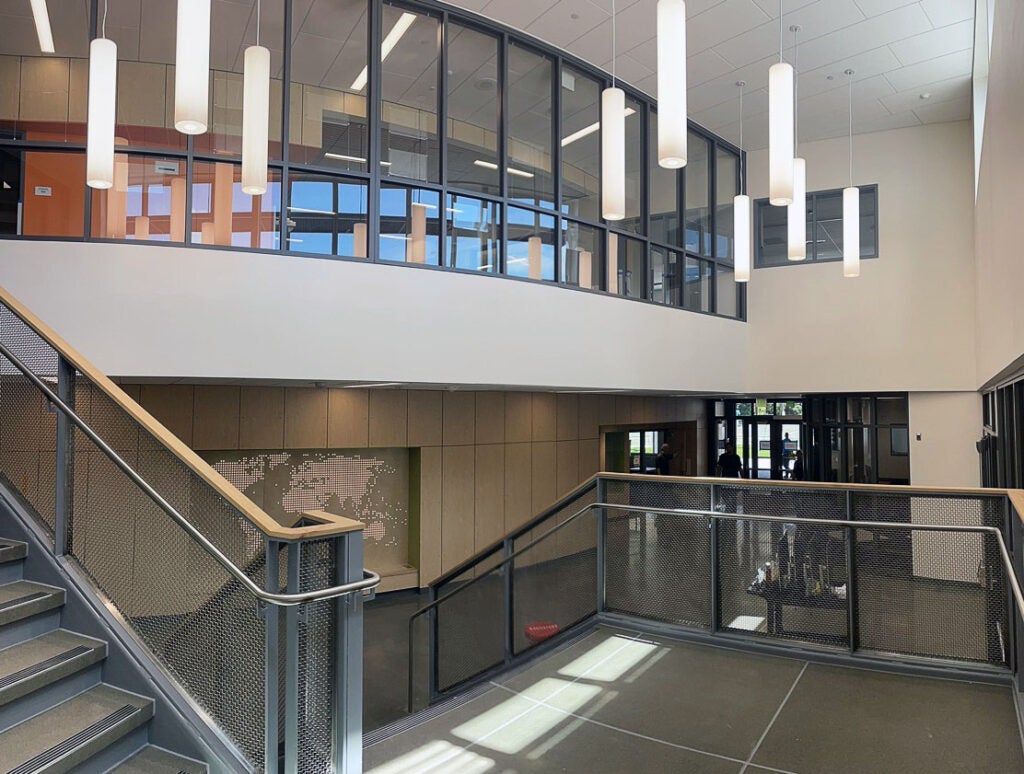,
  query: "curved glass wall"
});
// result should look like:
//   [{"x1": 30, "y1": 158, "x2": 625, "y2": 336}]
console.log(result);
[{"x1": 0, "y1": 0, "x2": 744, "y2": 319}]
